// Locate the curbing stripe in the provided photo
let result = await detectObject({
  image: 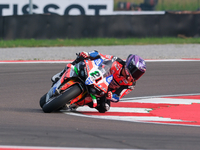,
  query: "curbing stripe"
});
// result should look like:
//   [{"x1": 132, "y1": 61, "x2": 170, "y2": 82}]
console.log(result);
[{"x1": 63, "y1": 94, "x2": 200, "y2": 127}]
